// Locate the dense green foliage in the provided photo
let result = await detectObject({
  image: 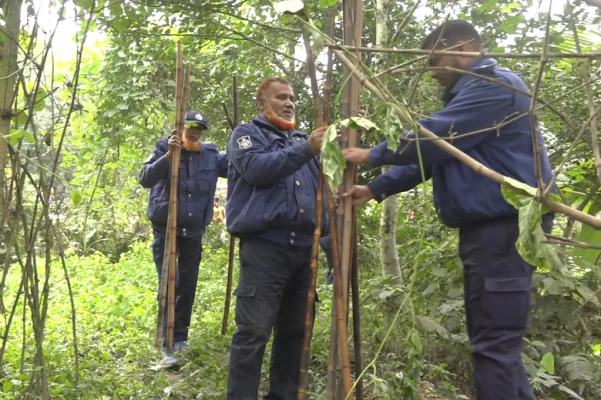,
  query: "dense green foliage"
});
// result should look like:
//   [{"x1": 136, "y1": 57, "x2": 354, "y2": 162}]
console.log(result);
[{"x1": 1, "y1": 0, "x2": 601, "y2": 398}]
